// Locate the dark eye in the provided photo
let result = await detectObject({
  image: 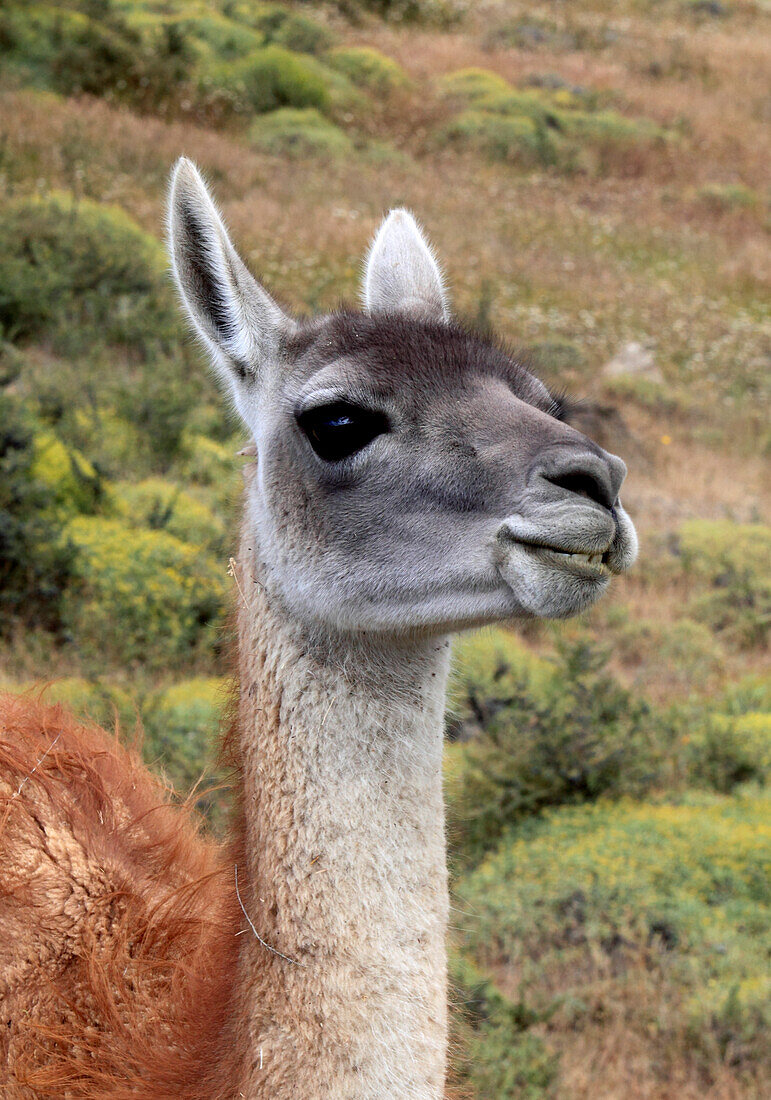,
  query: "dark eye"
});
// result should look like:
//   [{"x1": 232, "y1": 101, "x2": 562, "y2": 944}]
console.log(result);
[{"x1": 297, "y1": 401, "x2": 389, "y2": 463}]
